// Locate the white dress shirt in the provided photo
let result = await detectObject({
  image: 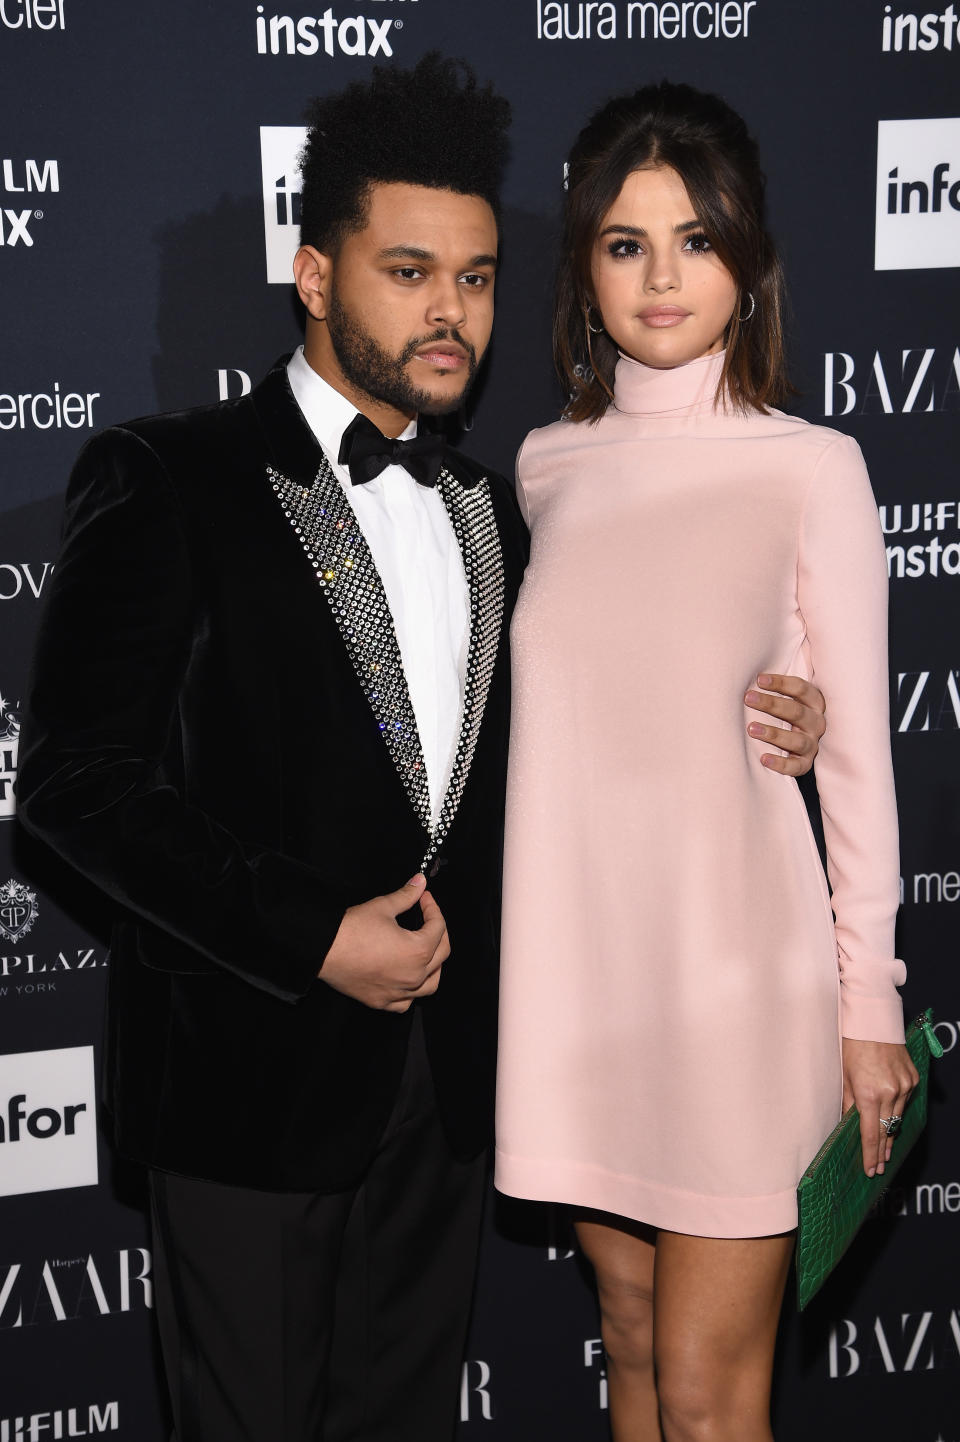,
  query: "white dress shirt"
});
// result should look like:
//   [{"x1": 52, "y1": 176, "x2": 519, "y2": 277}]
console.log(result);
[{"x1": 287, "y1": 347, "x2": 469, "y2": 827}]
